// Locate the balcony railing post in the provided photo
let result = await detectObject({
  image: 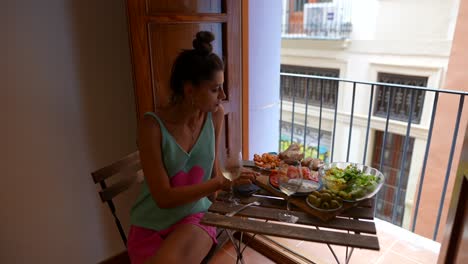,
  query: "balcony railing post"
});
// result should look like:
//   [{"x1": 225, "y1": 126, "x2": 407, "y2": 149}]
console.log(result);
[
  {"x1": 331, "y1": 82, "x2": 339, "y2": 162},
  {"x1": 279, "y1": 76, "x2": 284, "y2": 152},
  {"x1": 303, "y1": 78, "x2": 310, "y2": 153},
  {"x1": 318, "y1": 79, "x2": 324, "y2": 159},
  {"x1": 392, "y1": 89, "x2": 417, "y2": 224},
  {"x1": 379, "y1": 86, "x2": 394, "y2": 171},
  {"x1": 363, "y1": 84, "x2": 375, "y2": 164},
  {"x1": 291, "y1": 77, "x2": 297, "y2": 145},
  {"x1": 347, "y1": 82, "x2": 356, "y2": 162},
  {"x1": 412, "y1": 92, "x2": 439, "y2": 232},
  {"x1": 377, "y1": 86, "x2": 395, "y2": 223}
]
